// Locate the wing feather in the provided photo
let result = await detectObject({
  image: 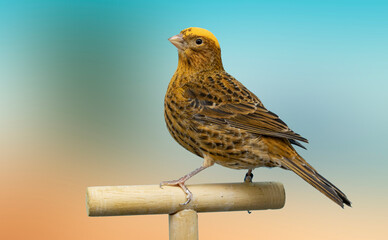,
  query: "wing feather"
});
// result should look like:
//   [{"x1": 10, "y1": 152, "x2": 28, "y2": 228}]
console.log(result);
[{"x1": 181, "y1": 72, "x2": 308, "y2": 144}]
